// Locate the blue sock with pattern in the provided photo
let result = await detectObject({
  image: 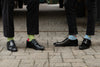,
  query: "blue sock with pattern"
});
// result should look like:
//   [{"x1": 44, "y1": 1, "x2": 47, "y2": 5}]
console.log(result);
[
  {"x1": 84, "y1": 35, "x2": 91, "y2": 40},
  {"x1": 68, "y1": 35, "x2": 77, "y2": 40}
]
